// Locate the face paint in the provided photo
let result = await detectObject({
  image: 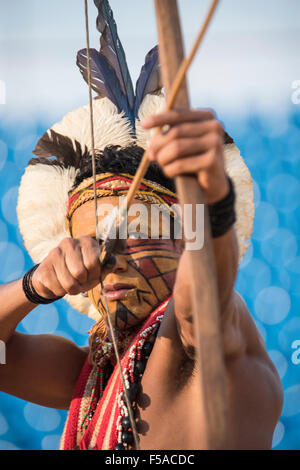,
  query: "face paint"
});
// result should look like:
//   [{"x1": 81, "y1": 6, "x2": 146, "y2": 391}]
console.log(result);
[{"x1": 71, "y1": 196, "x2": 181, "y2": 329}]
